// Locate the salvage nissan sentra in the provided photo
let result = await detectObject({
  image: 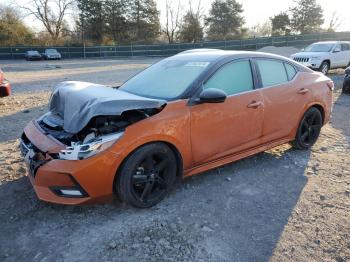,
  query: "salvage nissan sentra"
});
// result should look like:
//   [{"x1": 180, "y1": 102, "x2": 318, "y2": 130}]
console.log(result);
[{"x1": 20, "y1": 50, "x2": 333, "y2": 208}]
